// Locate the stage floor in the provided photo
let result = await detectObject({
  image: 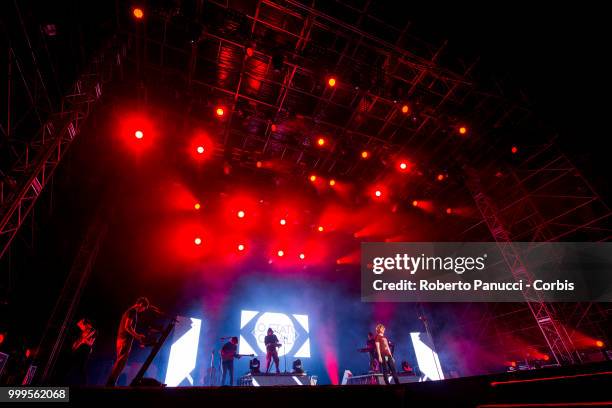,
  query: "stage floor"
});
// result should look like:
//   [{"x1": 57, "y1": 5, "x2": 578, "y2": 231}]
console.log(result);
[{"x1": 67, "y1": 361, "x2": 611, "y2": 407}]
